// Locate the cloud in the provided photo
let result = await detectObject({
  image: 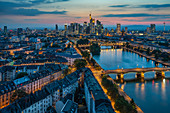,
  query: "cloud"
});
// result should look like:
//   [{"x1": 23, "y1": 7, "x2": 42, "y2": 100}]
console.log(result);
[
  {"x1": 0, "y1": 1, "x2": 68, "y2": 16},
  {"x1": 101, "y1": 13, "x2": 169, "y2": 18},
  {"x1": 108, "y1": 4, "x2": 170, "y2": 11},
  {"x1": 139, "y1": 4, "x2": 170, "y2": 8},
  {"x1": 75, "y1": 17, "x2": 82, "y2": 19},
  {"x1": 25, "y1": 0, "x2": 69, "y2": 4},
  {"x1": 109, "y1": 5, "x2": 129, "y2": 8},
  {"x1": 122, "y1": 17, "x2": 170, "y2": 22},
  {"x1": 24, "y1": 19, "x2": 39, "y2": 21},
  {"x1": 14, "y1": 0, "x2": 69, "y2": 4},
  {"x1": 0, "y1": 8, "x2": 67, "y2": 16}
]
